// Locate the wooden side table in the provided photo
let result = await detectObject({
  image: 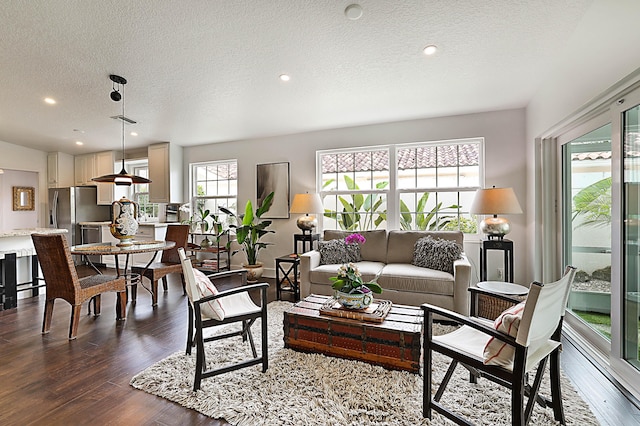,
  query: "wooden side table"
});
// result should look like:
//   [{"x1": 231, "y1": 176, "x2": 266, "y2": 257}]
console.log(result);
[
  {"x1": 293, "y1": 233, "x2": 319, "y2": 254},
  {"x1": 480, "y1": 239, "x2": 514, "y2": 282},
  {"x1": 275, "y1": 254, "x2": 300, "y2": 301}
]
